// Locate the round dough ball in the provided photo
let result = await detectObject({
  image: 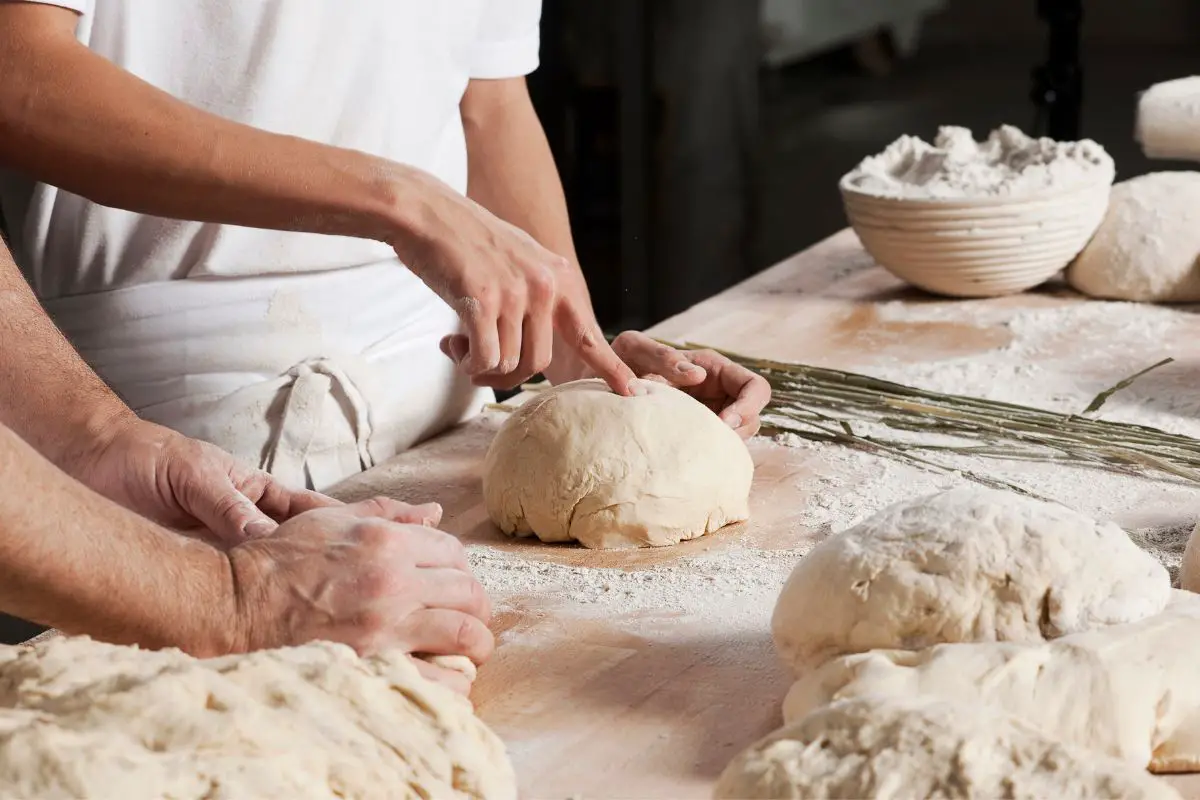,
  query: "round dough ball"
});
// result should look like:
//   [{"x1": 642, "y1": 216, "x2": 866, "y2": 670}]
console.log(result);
[
  {"x1": 1067, "y1": 172, "x2": 1200, "y2": 302},
  {"x1": 0, "y1": 637, "x2": 515, "y2": 800},
  {"x1": 482, "y1": 378, "x2": 754, "y2": 549},
  {"x1": 714, "y1": 696, "x2": 1181, "y2": 800},
  {"x1": 771, "y1": 487, "x2": 1170, "y2": 674}
]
